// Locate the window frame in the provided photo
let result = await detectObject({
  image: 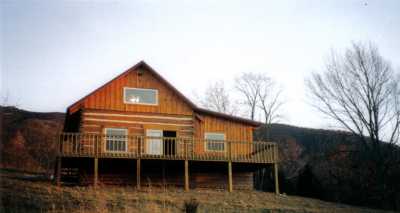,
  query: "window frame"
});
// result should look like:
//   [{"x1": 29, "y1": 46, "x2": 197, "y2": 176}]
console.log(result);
[
  {"x1": 123, "y1": 87, "x2": 159, "y2": 106},
  {"x1": 104, "y1": 128, "x2": 128, "y2": 153},
  {"x1": 204, "y1": 132, "x2": 226, "y2": 152}
]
